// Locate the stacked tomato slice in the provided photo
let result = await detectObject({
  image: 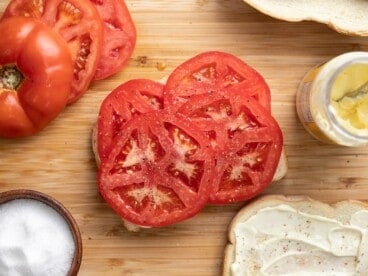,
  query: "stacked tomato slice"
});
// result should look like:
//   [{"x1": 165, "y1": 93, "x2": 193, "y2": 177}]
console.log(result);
[{"x1": 96, "y1": 51, "x2": 283, "y2": 227}]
